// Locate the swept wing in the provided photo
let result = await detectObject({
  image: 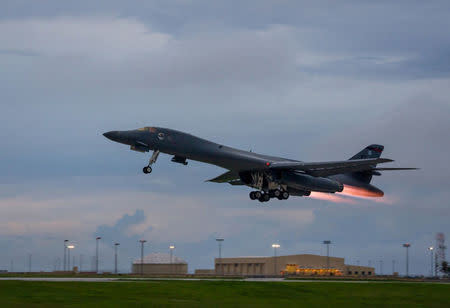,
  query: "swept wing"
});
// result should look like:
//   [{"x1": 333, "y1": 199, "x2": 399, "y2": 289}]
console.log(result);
[{"x1": 269, "y1": 158, "x2": 393, "y2": 177}]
